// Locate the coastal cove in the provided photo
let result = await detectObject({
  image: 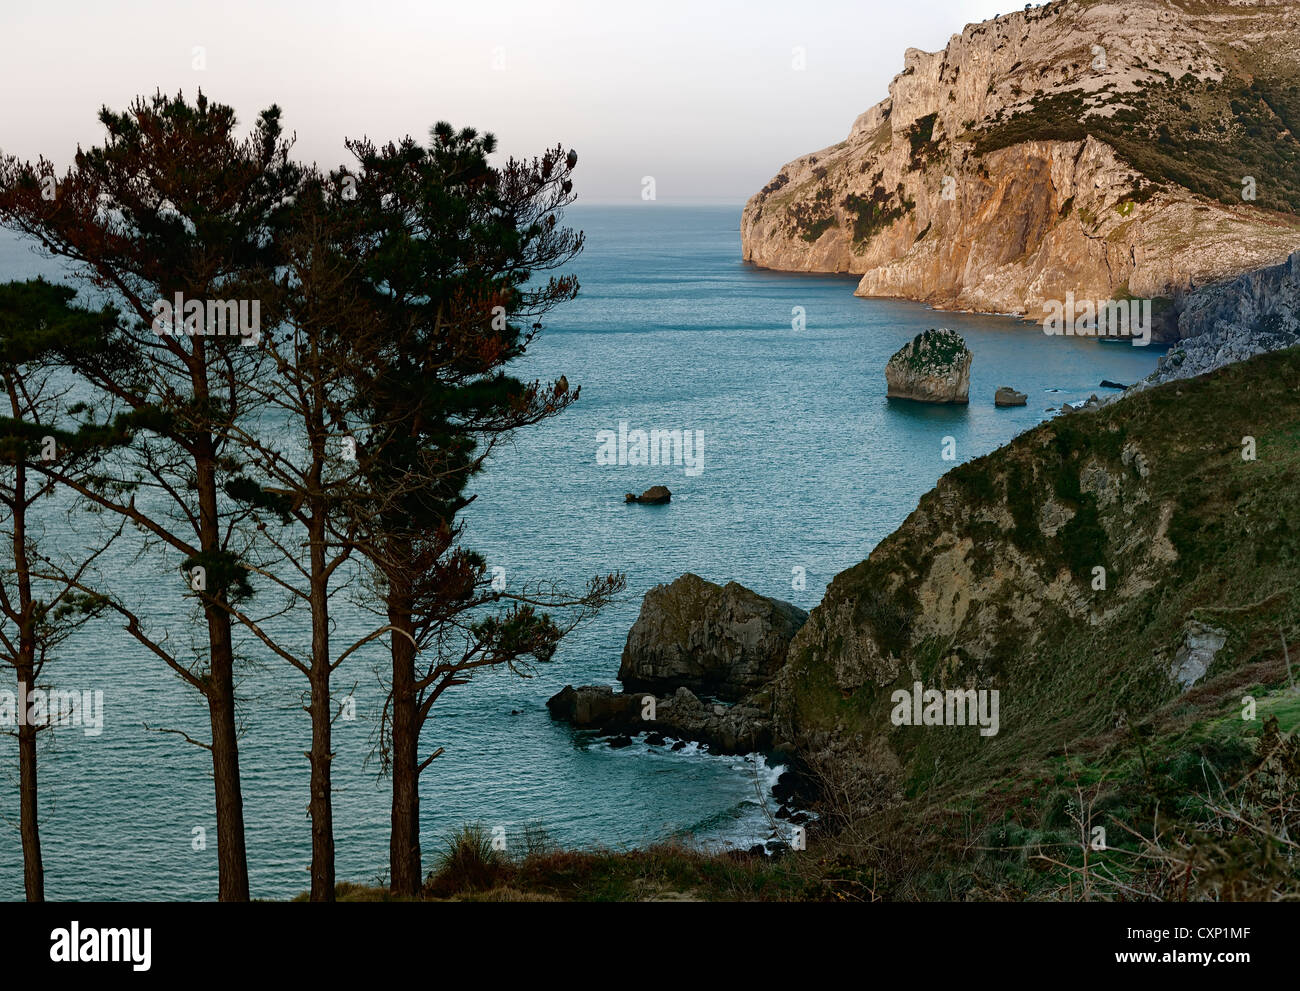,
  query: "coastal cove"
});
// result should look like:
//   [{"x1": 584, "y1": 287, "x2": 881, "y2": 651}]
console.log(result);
[{"x1": 0, "y1": 205, "x2": 1161, "y2": 900}]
